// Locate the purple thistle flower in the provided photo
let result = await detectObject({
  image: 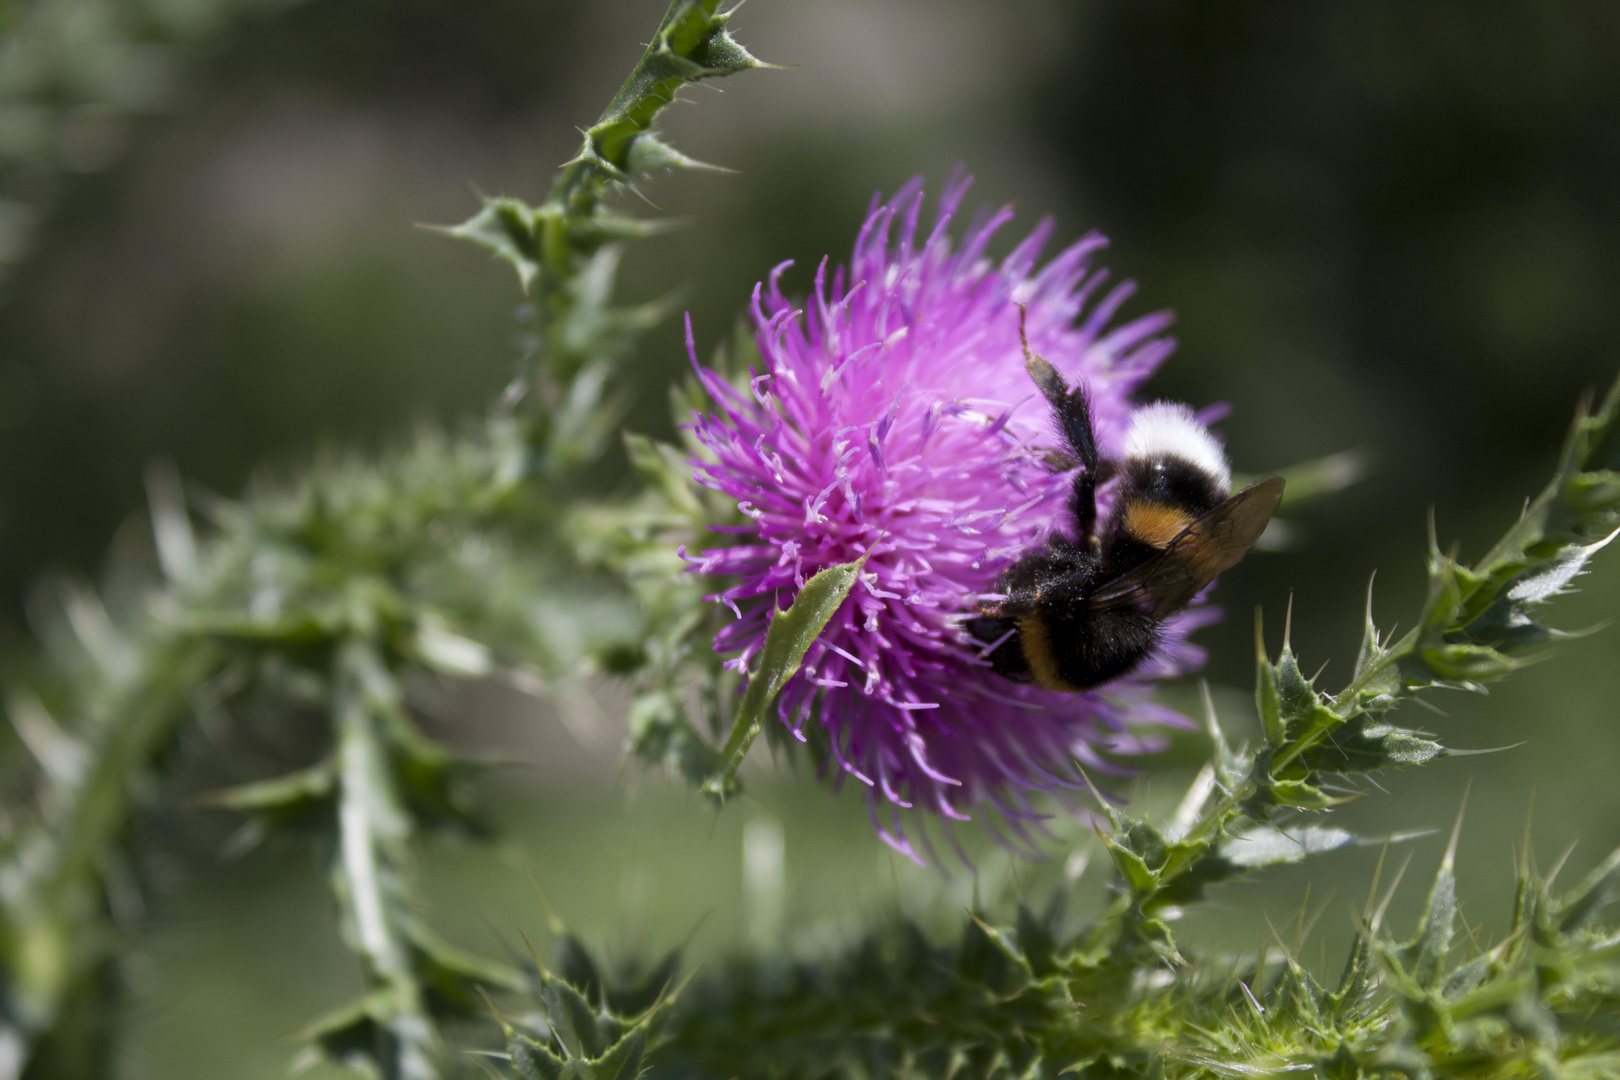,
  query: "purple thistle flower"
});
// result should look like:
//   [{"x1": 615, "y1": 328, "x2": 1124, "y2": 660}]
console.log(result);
[{"x1": 684, "y1": 175, "x2": 1219, "y2": 862}]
